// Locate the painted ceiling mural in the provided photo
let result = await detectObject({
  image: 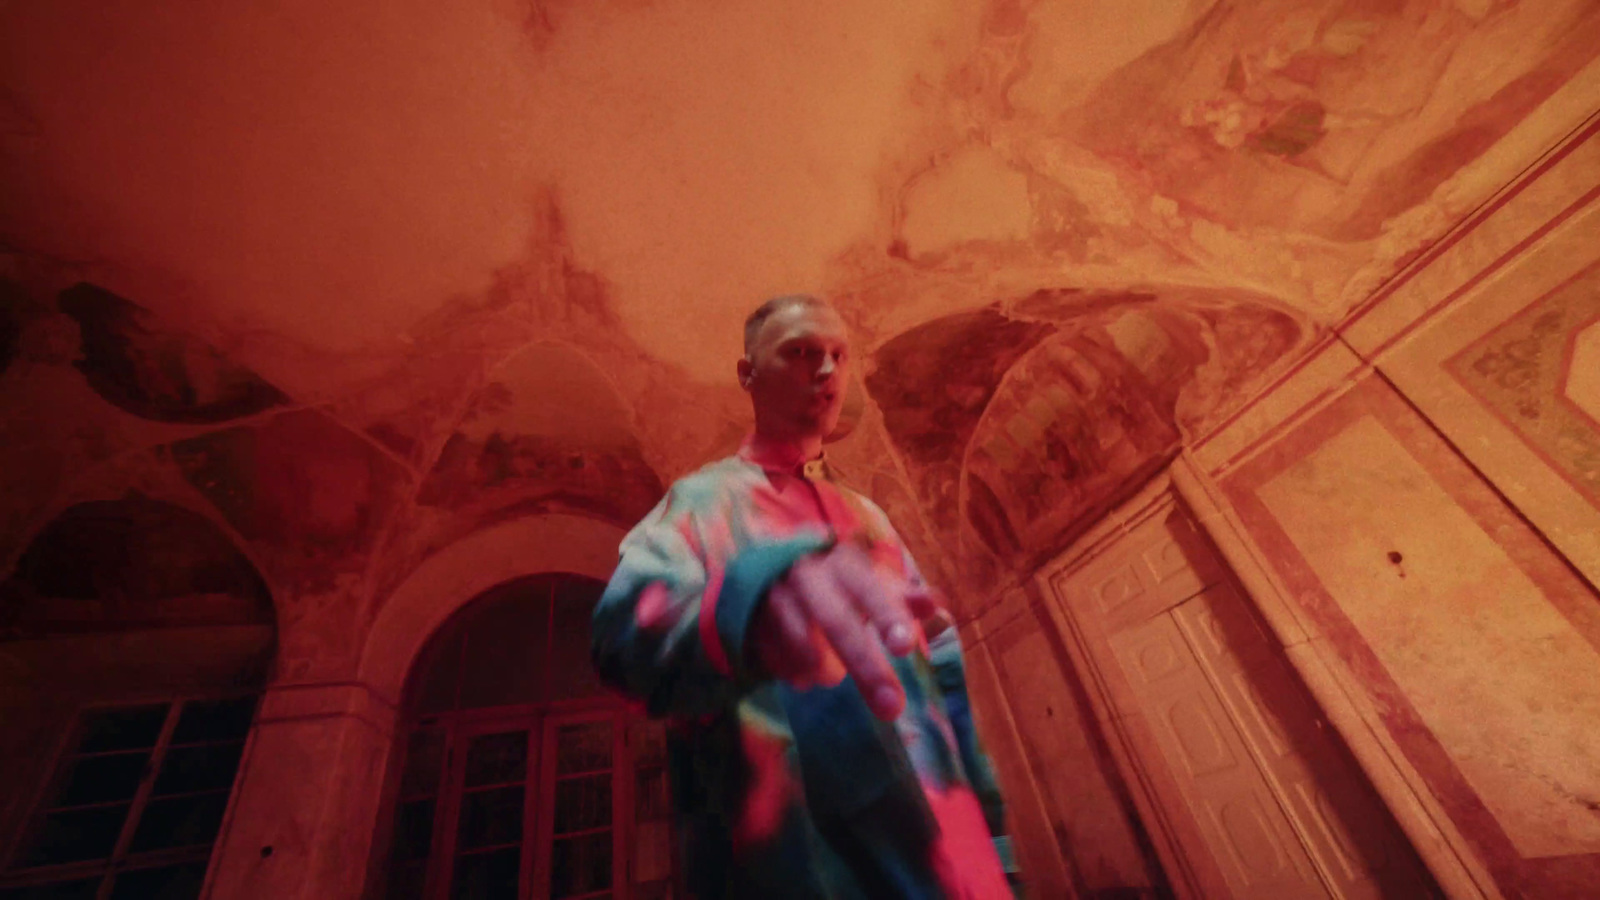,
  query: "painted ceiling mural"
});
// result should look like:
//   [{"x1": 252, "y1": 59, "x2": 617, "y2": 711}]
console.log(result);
[{"x1": 1, "y1": 0, "x2": 1597, "y2": 639}]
